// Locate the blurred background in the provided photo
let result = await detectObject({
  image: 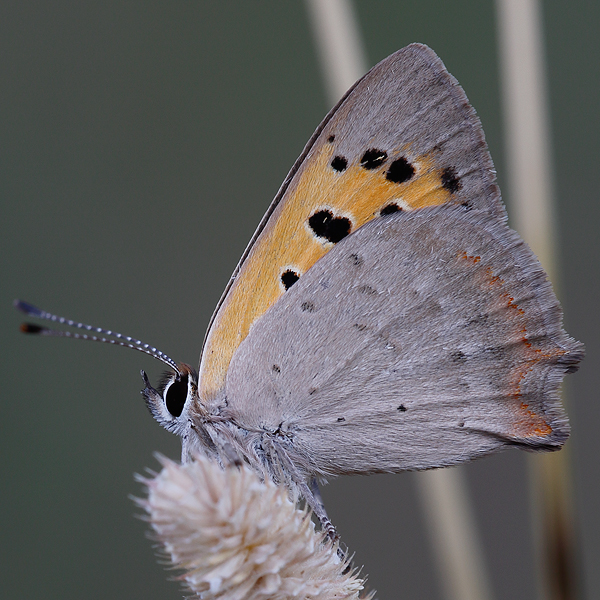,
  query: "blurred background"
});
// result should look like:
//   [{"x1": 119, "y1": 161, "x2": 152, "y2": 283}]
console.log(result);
[{"x1": 1, "y1": 2, "x2": 597, "y2": 599}]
